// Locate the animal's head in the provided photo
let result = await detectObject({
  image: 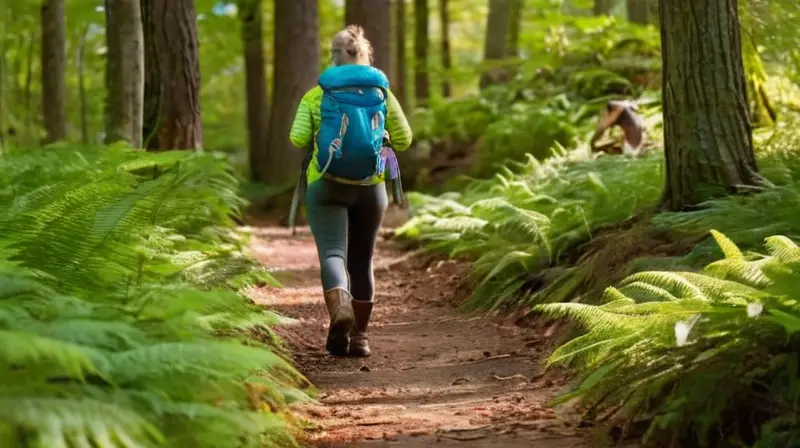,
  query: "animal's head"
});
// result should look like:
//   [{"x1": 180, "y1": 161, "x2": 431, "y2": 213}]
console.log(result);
[{"x1": 590, "y1": 99, "x2": 645, "y2": 153}]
